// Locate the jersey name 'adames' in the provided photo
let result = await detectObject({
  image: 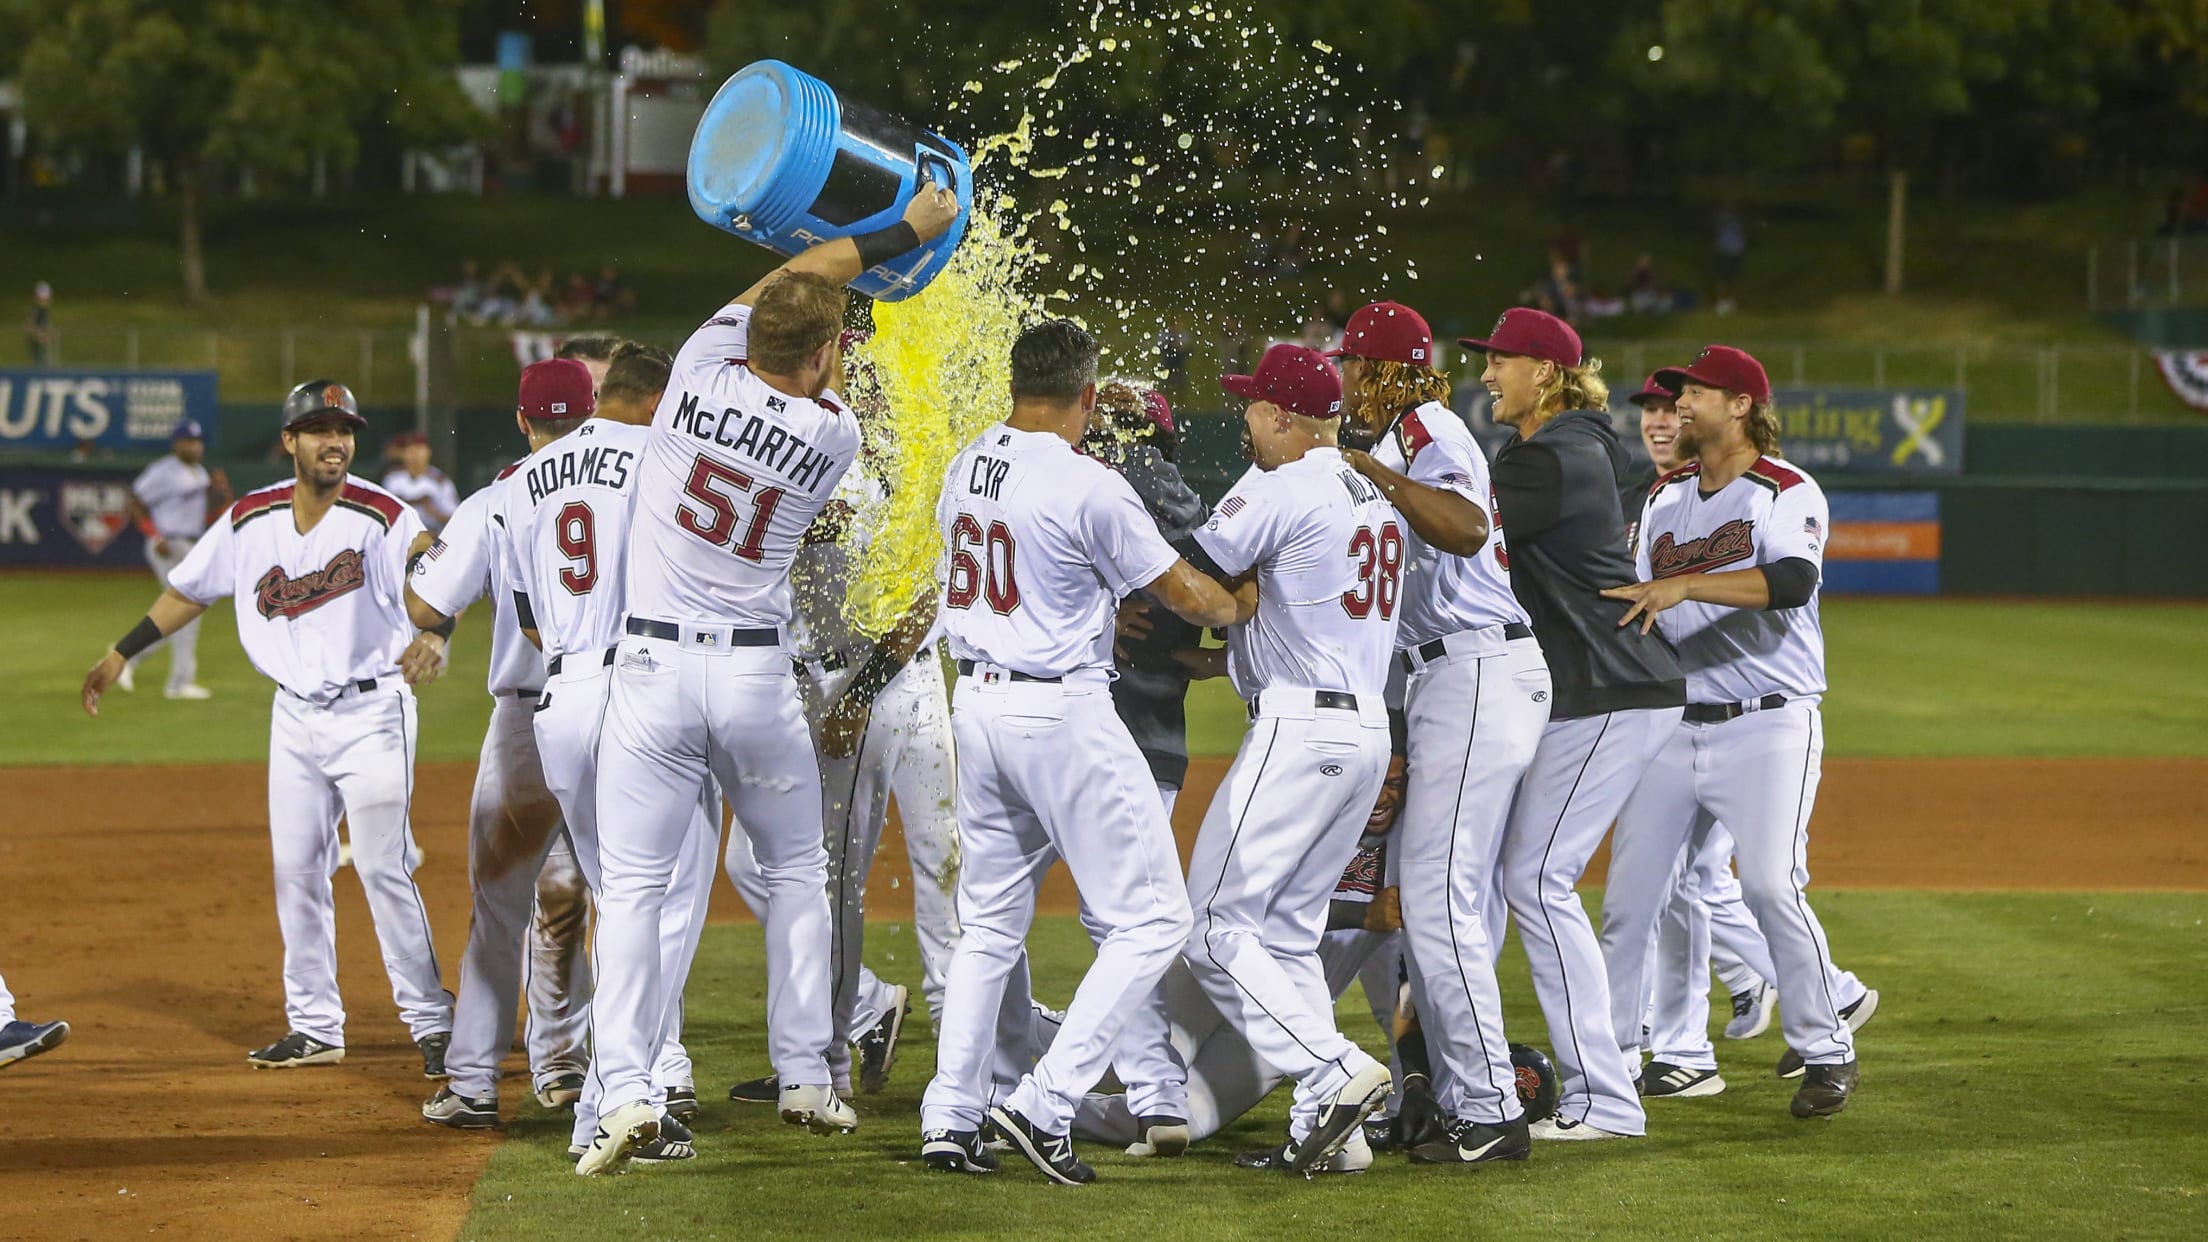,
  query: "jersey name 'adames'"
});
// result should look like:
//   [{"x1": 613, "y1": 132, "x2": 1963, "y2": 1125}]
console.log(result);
[{"x1": 497, "y1": 418, "x2": 649, "y2": 663}]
